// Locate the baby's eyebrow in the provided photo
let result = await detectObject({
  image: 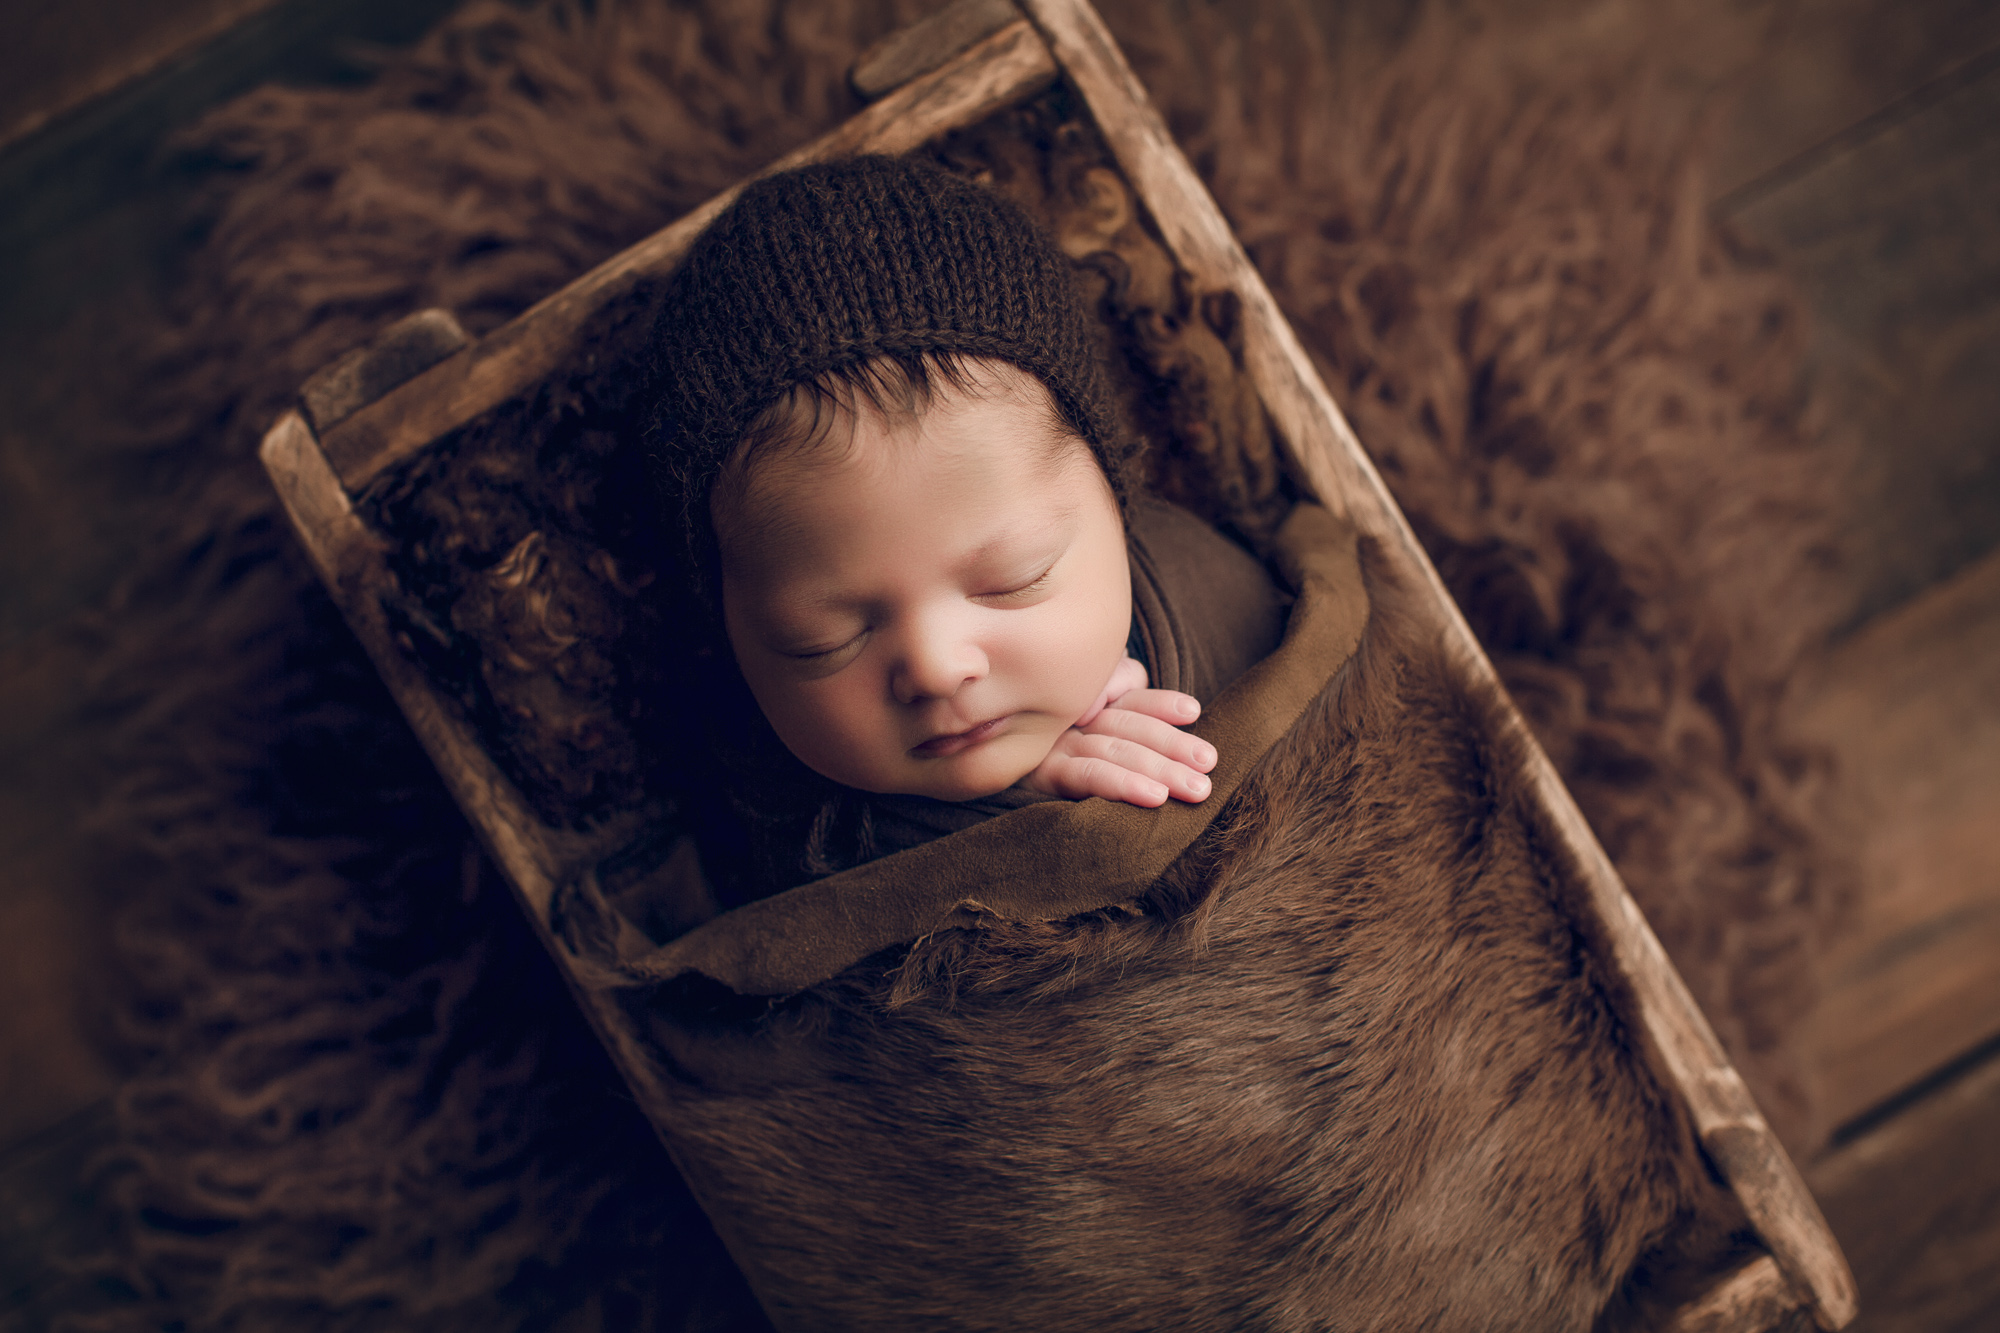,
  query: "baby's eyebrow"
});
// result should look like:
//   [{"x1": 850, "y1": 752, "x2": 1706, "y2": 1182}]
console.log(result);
[{"x1": 953, "y1": 505, "x2": 1077, "y2": 571}]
